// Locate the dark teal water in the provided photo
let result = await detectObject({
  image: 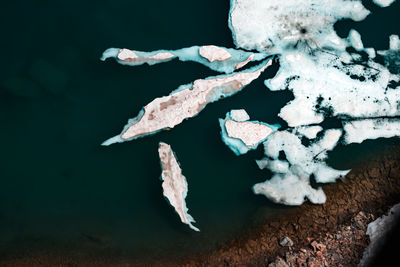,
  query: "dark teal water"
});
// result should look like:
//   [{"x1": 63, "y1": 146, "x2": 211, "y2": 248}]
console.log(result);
[{"x1": 0, "y1": 0, "x2": 399, "y2": 261}]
